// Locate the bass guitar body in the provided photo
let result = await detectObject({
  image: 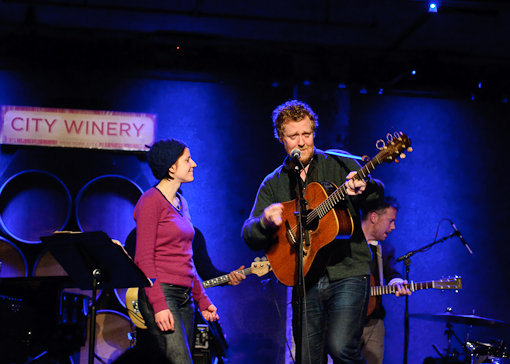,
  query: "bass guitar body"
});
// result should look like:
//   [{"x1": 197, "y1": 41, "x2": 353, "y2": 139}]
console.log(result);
[{"x1": 266, "y1": 181, "x2": 353, "y2": 287}]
